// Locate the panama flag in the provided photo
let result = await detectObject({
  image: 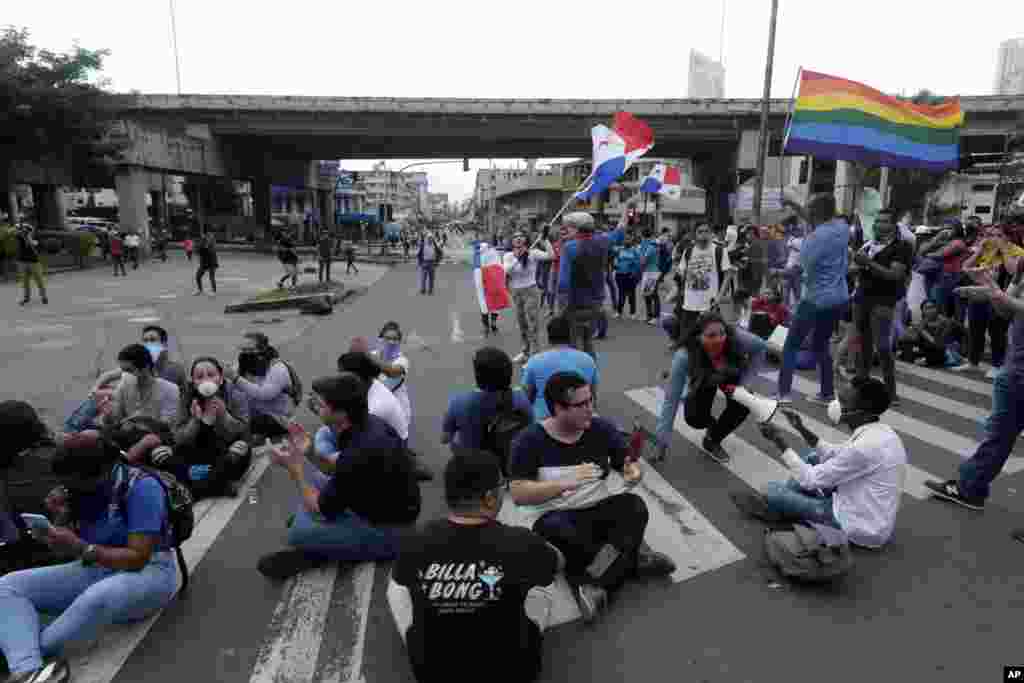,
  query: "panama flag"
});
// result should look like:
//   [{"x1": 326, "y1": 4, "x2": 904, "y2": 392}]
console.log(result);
[
  {"x1": 472, "y1": 241, "x2": 511, "y2": 314},
  {"x1": 639, "y1": 164, "x2": 683, "y2": 200},
  {"x1": 575, "y1": 112, "x2": 655, "y2": 201}
]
